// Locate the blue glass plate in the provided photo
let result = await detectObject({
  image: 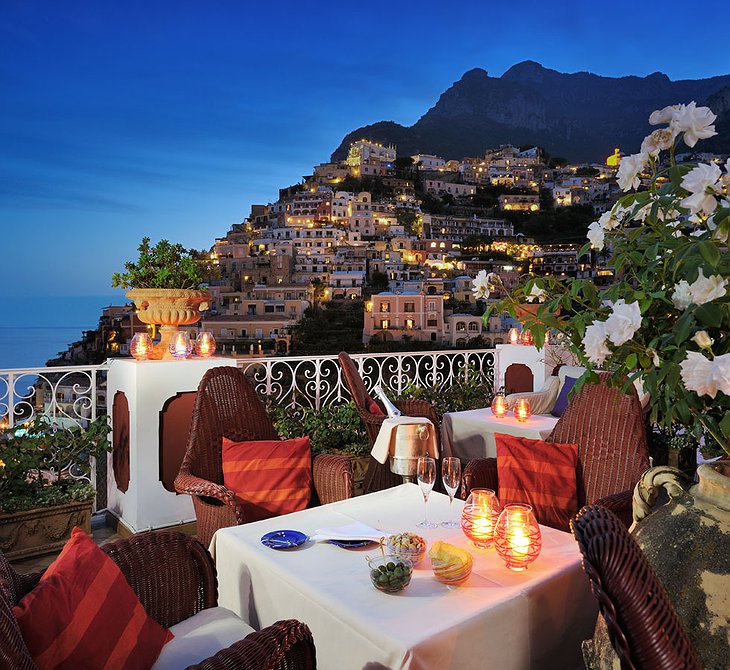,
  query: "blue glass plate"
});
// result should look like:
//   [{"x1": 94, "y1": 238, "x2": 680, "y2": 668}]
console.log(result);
[
  {"x1": 261, "y1": 530, "x2": 308, "y2": 549},
  {"x1": 328, "y1": 539, "x2": 376, "y2": 549}
]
